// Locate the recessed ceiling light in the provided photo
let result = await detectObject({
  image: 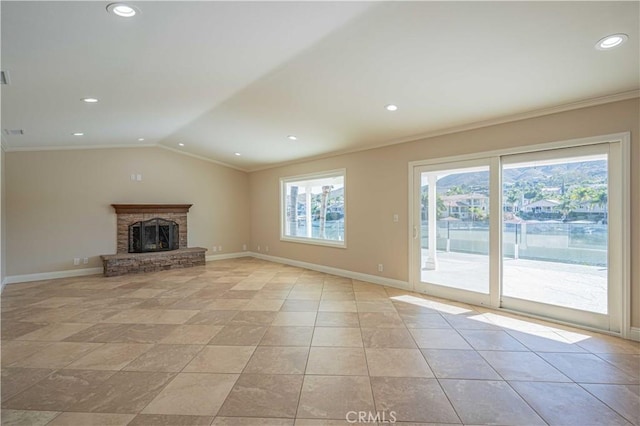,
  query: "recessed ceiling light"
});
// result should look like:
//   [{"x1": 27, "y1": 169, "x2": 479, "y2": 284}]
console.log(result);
[
  {"x1": 73, "y1": 132, "x2": 84, "y2": 136},
  {"x1": 81, "y1": 97, "x2": 99, "y2": 103},
  {"x1": 137, "y1": 138, "x2": 145, "y2": 142},
  {"x1": 106, "y1": 3, "x2": 138, "y2": 18},
  {"x1": 234, "y1": 152, "x2": 242, "y2": 156},
  {"x1": 178, "y1": 142, "x2": 184, "y2": 147},
  {"x1": 385, "y1": 104, "x2": 398, "y2": 111},
  {"x1": 287, "y1": 135, "x2": 298, "y2": 141},
  {"x1": 595, "y1": 33, "x2": 628, "y2": 50}
]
